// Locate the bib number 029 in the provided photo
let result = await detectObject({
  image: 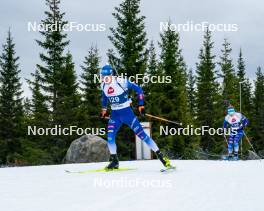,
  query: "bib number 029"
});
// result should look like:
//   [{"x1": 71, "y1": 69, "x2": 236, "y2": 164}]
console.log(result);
[{"x1": 109, "y1": 96, "x2": 120, "y2": 103}]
